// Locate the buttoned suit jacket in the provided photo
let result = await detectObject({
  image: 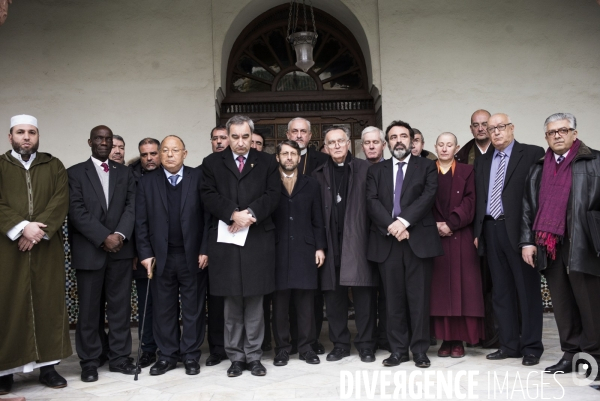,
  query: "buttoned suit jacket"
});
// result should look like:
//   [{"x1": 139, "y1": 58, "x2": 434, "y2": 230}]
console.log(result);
[
  {"x1": 366, "y1": 156, "x2": 443, "y2": 263},
  {"x1": 67, "y1": 158, "x2": 136, "y2": 270}
]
